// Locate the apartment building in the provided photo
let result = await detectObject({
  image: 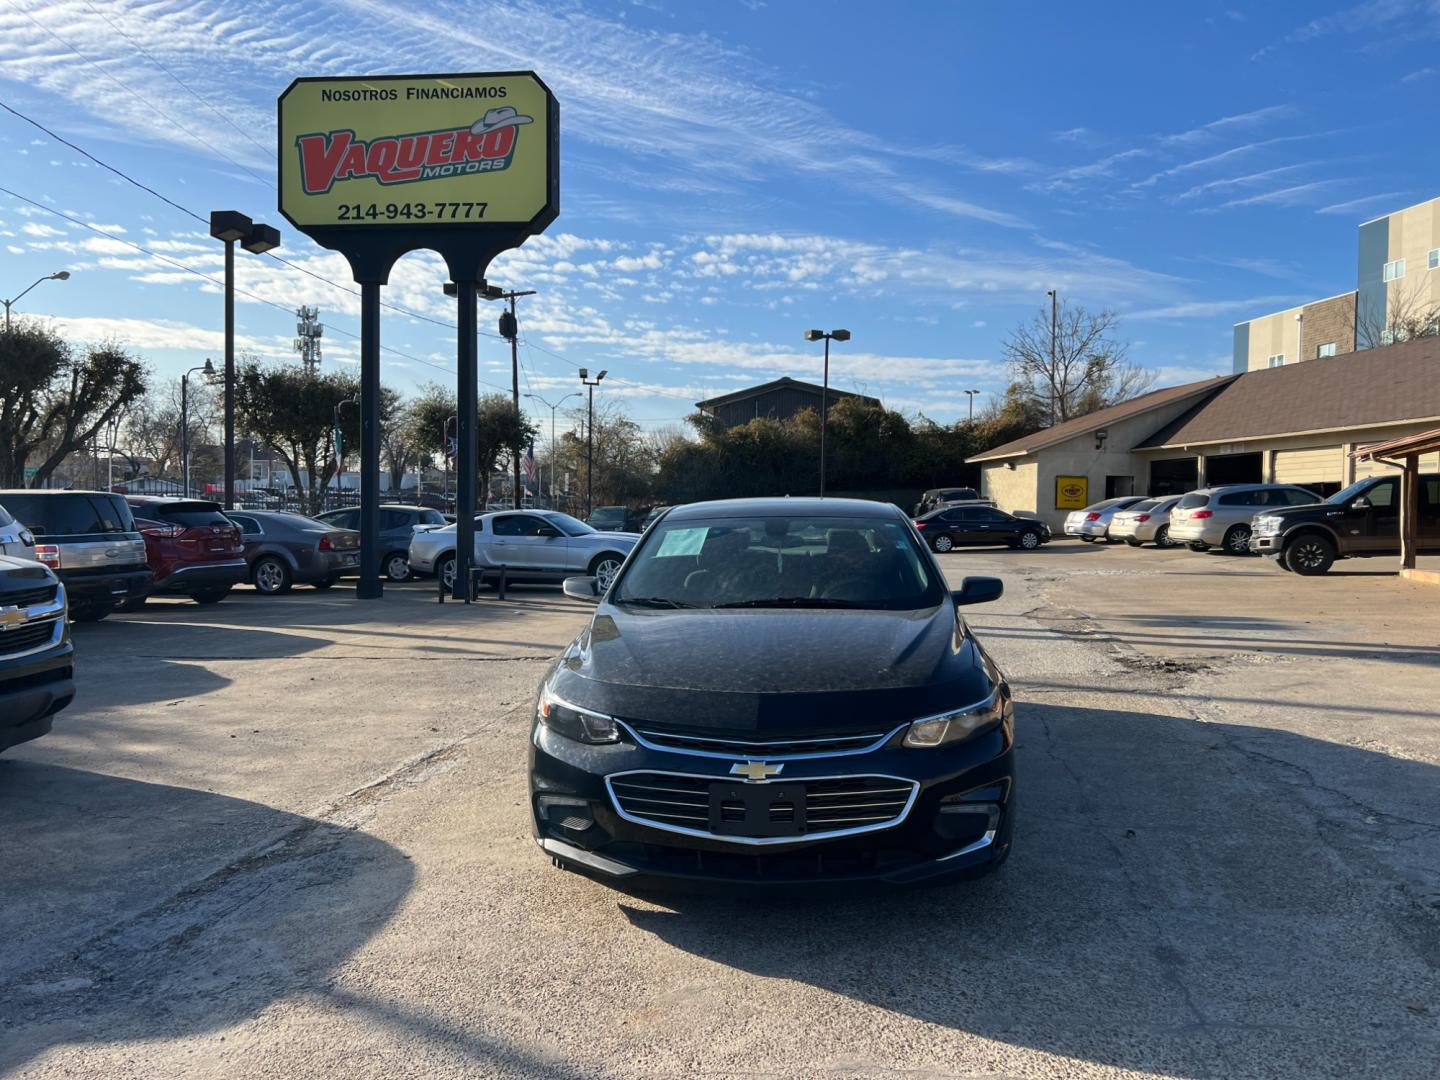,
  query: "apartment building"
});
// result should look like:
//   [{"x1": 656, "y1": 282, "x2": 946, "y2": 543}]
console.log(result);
[{"x1": 1233, "y1": 195, "x2": 1440, "y2": 373}]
